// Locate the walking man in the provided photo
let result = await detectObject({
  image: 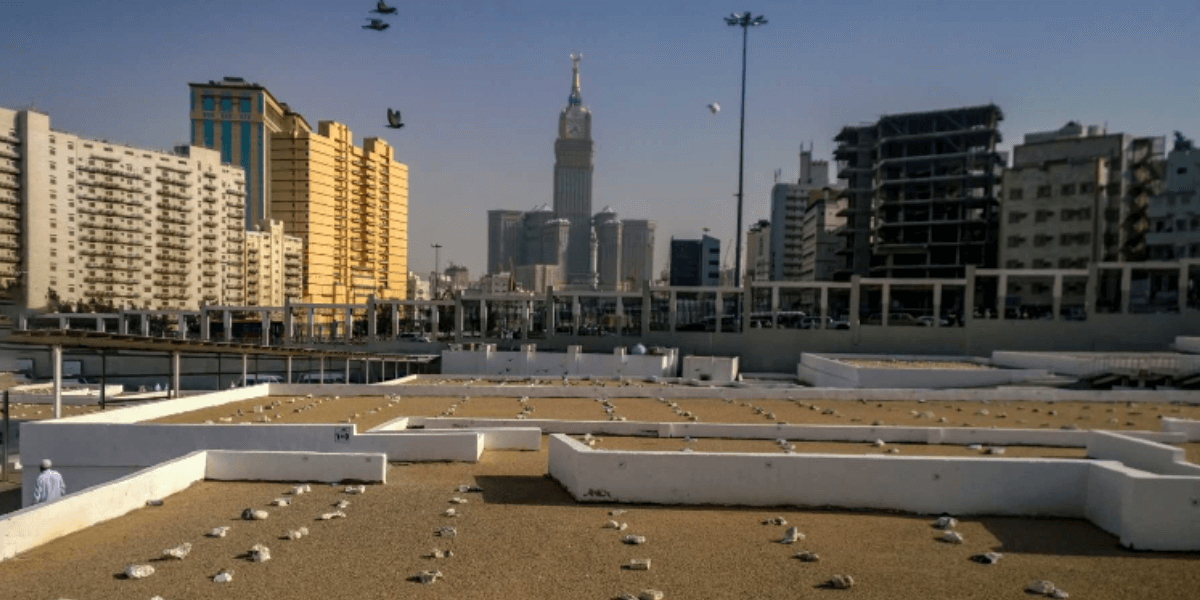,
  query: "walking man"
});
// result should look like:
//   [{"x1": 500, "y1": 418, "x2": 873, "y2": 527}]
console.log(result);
[{"x1": 34, "y1": 459, "x2": 65, "y2": 504}]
